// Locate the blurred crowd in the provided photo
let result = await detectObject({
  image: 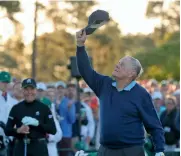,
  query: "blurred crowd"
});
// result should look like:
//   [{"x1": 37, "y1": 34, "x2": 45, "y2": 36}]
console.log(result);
[
  {"x1": 140, "y1": 79, "x2": 180, "y2": 152},
  {"x1": 0, "y1": 71, "x2": 180, "y2": 156}
]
